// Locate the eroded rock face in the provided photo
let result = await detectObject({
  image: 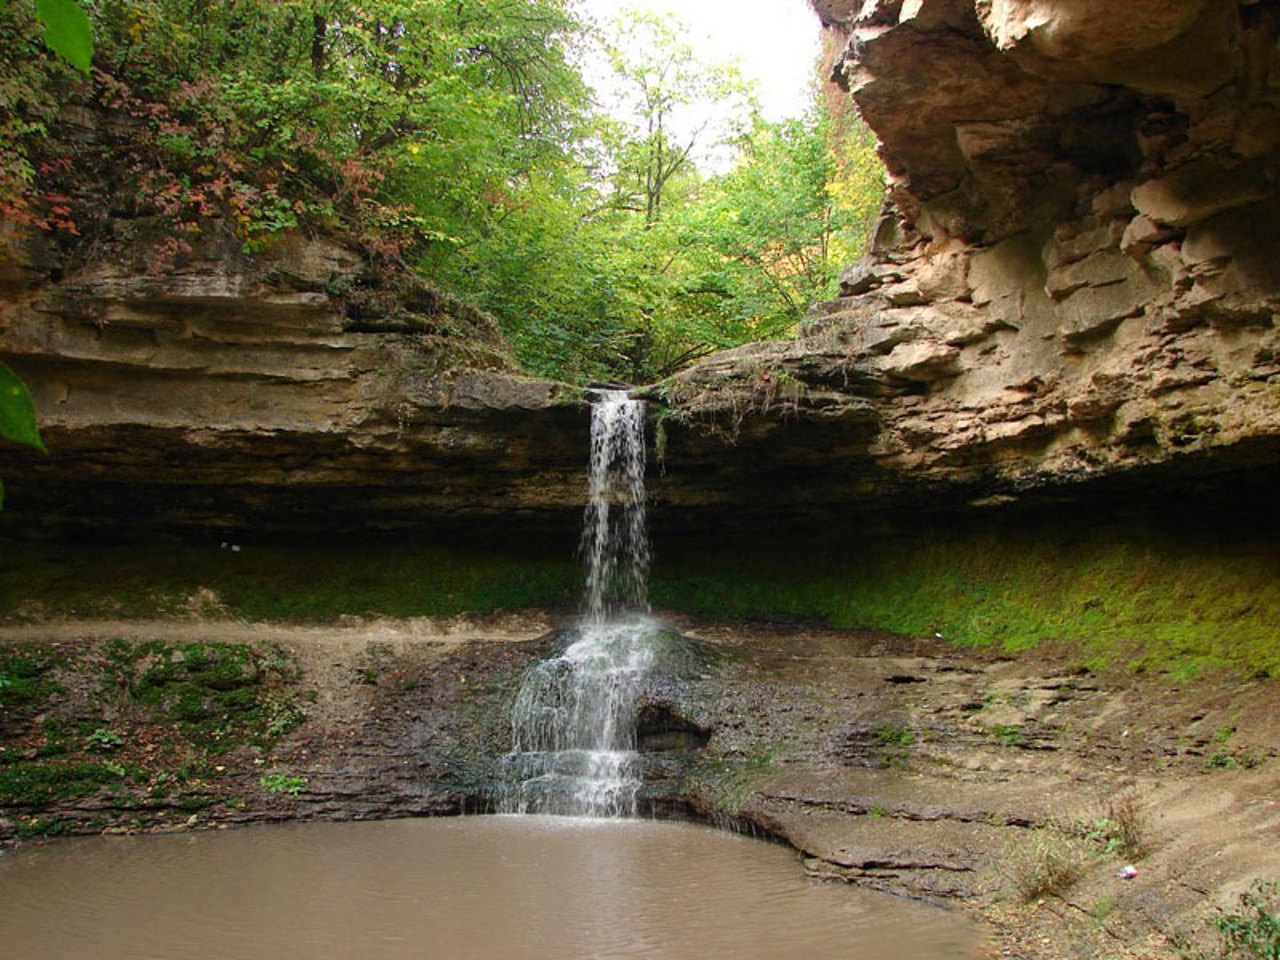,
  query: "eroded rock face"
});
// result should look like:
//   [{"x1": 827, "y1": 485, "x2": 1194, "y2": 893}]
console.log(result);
[
  {"x1": 0, "y1": 231, "x2": 589, "y2": 535},
  {"x1": 655, "y1": 0, "x2": 1280, "y2": 517},
  {"x1": 5, "y1": 0, "x2": 1280, "y2": 535}
]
